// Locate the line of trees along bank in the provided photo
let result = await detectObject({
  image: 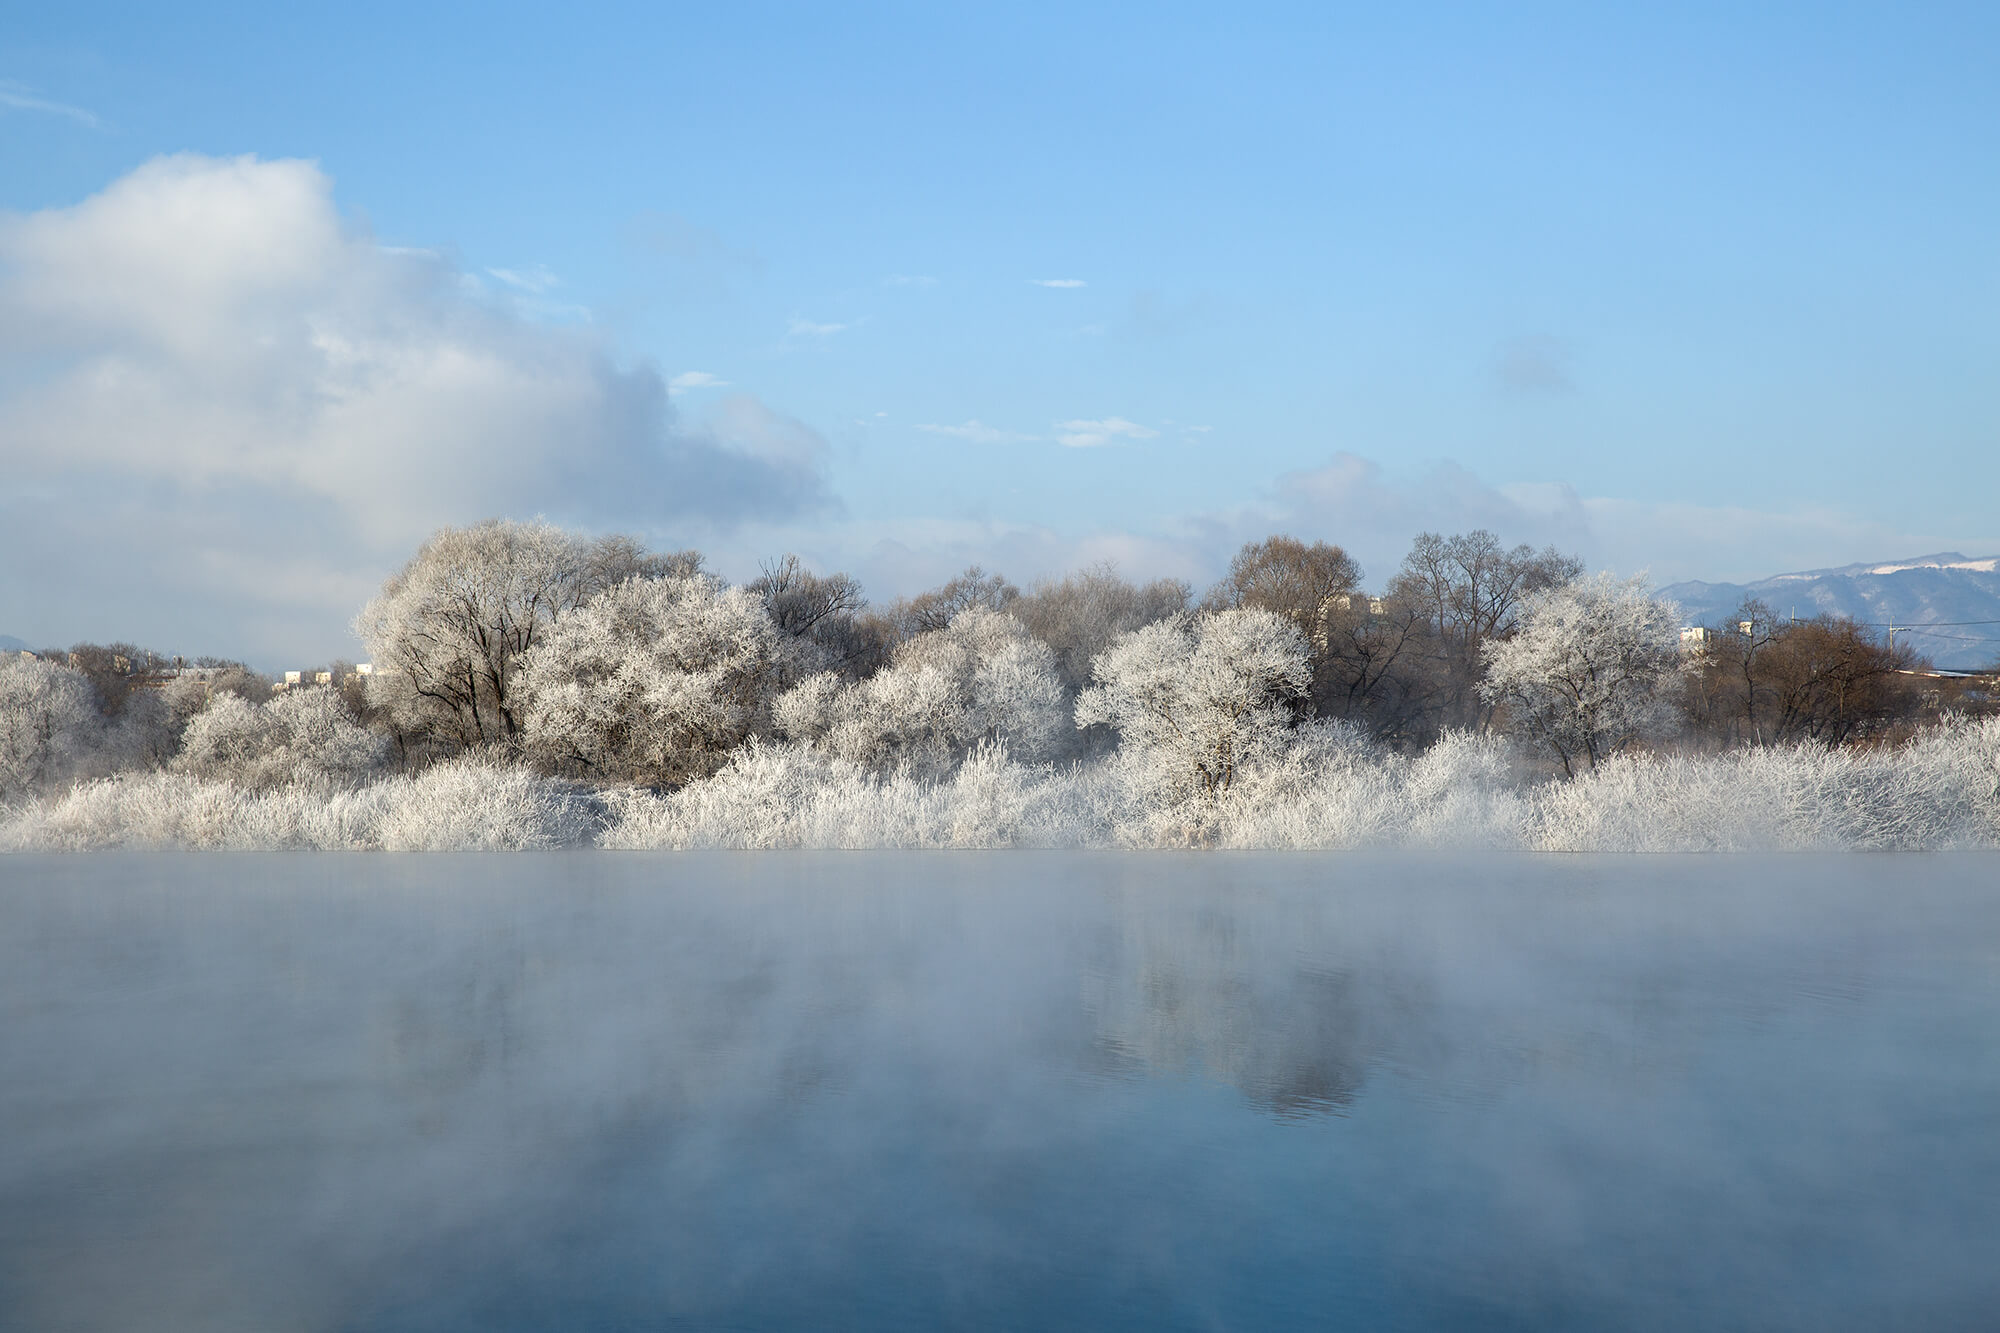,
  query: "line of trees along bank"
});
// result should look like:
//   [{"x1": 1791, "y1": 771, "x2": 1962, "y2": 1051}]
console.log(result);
[
  {"x1": 2, "y1": 518, "x2": 1975, "y2": 810},
  {"x1": 344, "y1": 520, "x2": 1966, "y2": 786}
]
